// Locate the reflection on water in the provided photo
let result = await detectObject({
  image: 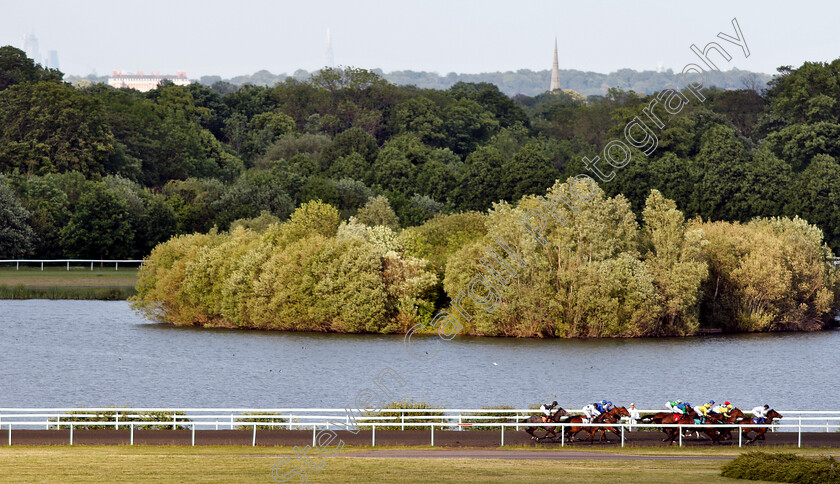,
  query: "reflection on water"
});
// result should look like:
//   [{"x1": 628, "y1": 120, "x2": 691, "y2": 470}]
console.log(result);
[{"x1": 0, "y1": 300, "x2": 835, "y2": 409}]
